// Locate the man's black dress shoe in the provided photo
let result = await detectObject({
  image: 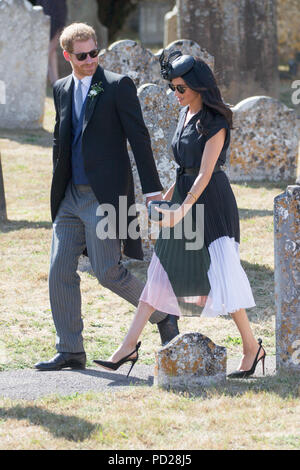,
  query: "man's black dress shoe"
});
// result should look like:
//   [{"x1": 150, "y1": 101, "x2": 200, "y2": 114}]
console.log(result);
[
  {"x1": 157, "y1": 314, "x2": 179, "y2": 346},
  {"x1": 34, "y1": 352, "x2": 86, "y2": 371}
]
